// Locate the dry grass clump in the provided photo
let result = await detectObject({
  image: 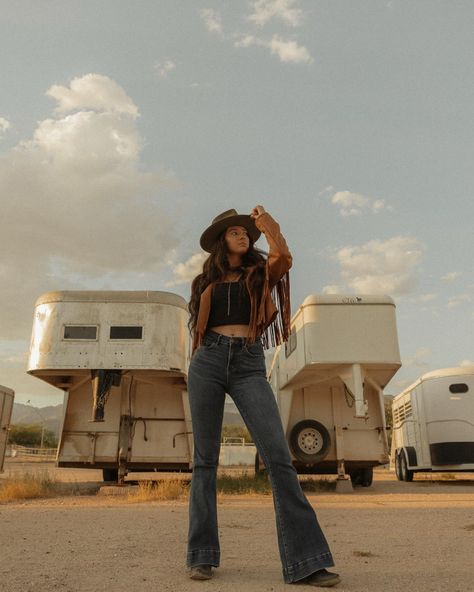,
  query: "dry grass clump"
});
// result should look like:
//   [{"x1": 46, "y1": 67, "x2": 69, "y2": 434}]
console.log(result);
[
  {"x1": 0, "y1": 471, "x2": 60, "y2": 502},
  {"x1": 216, "y1": 472, "x2": 336, "y2": 494},
  {"x1": 301, "y1": 478, "x2": 337, "y2": 492},
  {"x1": 217, "y1": 471, "x2": 273, "y2": 494},
  {"x1": 127, "y1": 479, "x2": 188, "y2": 502}
]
